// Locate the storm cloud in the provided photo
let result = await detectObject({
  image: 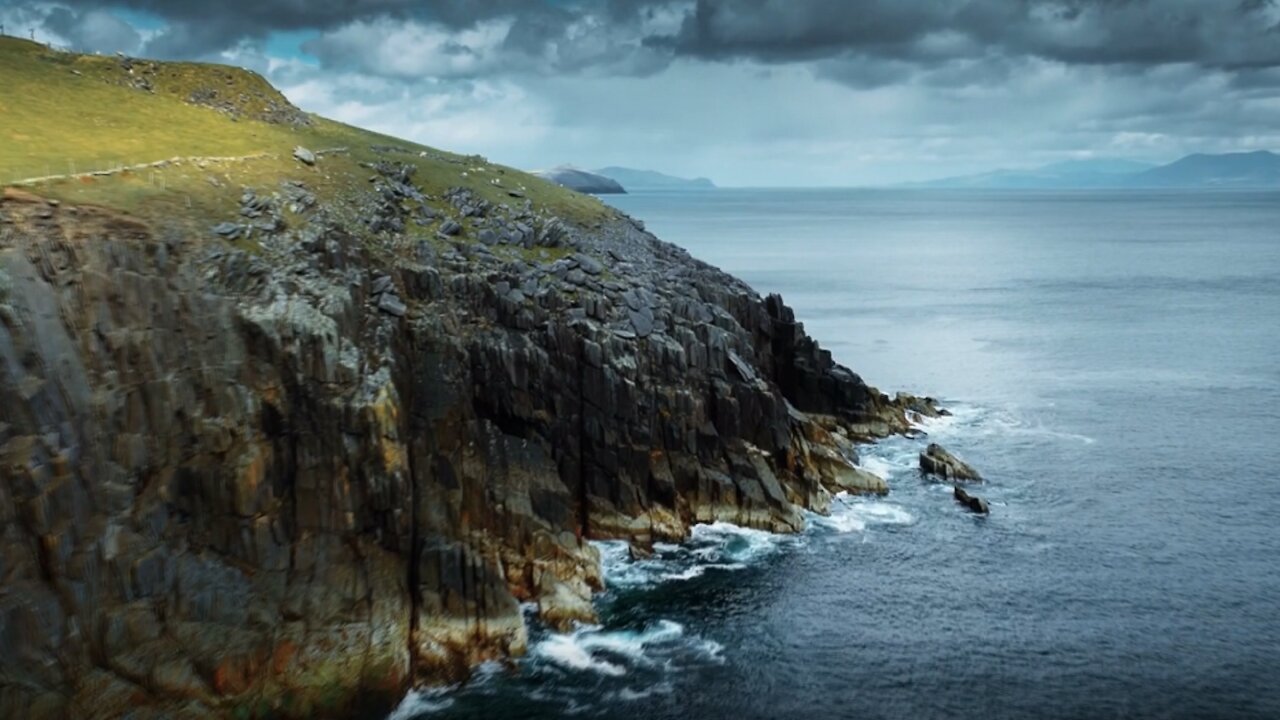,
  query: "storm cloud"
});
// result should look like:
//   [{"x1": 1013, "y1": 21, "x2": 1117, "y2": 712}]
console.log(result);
[
  {"x1": 660, "y1": 1, "x2": 1280, "y2": 70},
  {"x1": 6, "y1": 0, "x2": 1279, "y2": 184}
]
